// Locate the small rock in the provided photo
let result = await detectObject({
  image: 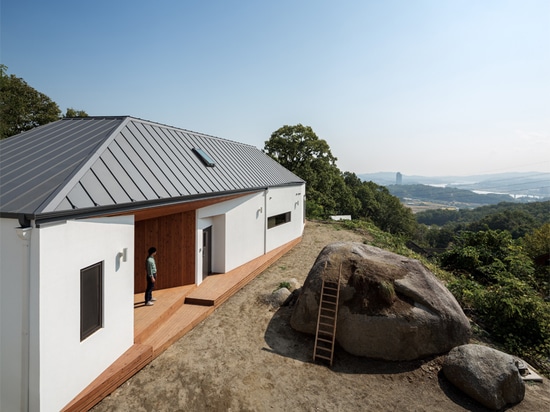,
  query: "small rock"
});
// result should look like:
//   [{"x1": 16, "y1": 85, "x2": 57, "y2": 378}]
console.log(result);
[
  {"x1": 286, "y1": 278, "x2": 301, "y2": 291},
  {"x1": 269, "y1": 287, "x2": 291, "y2": 307}
]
